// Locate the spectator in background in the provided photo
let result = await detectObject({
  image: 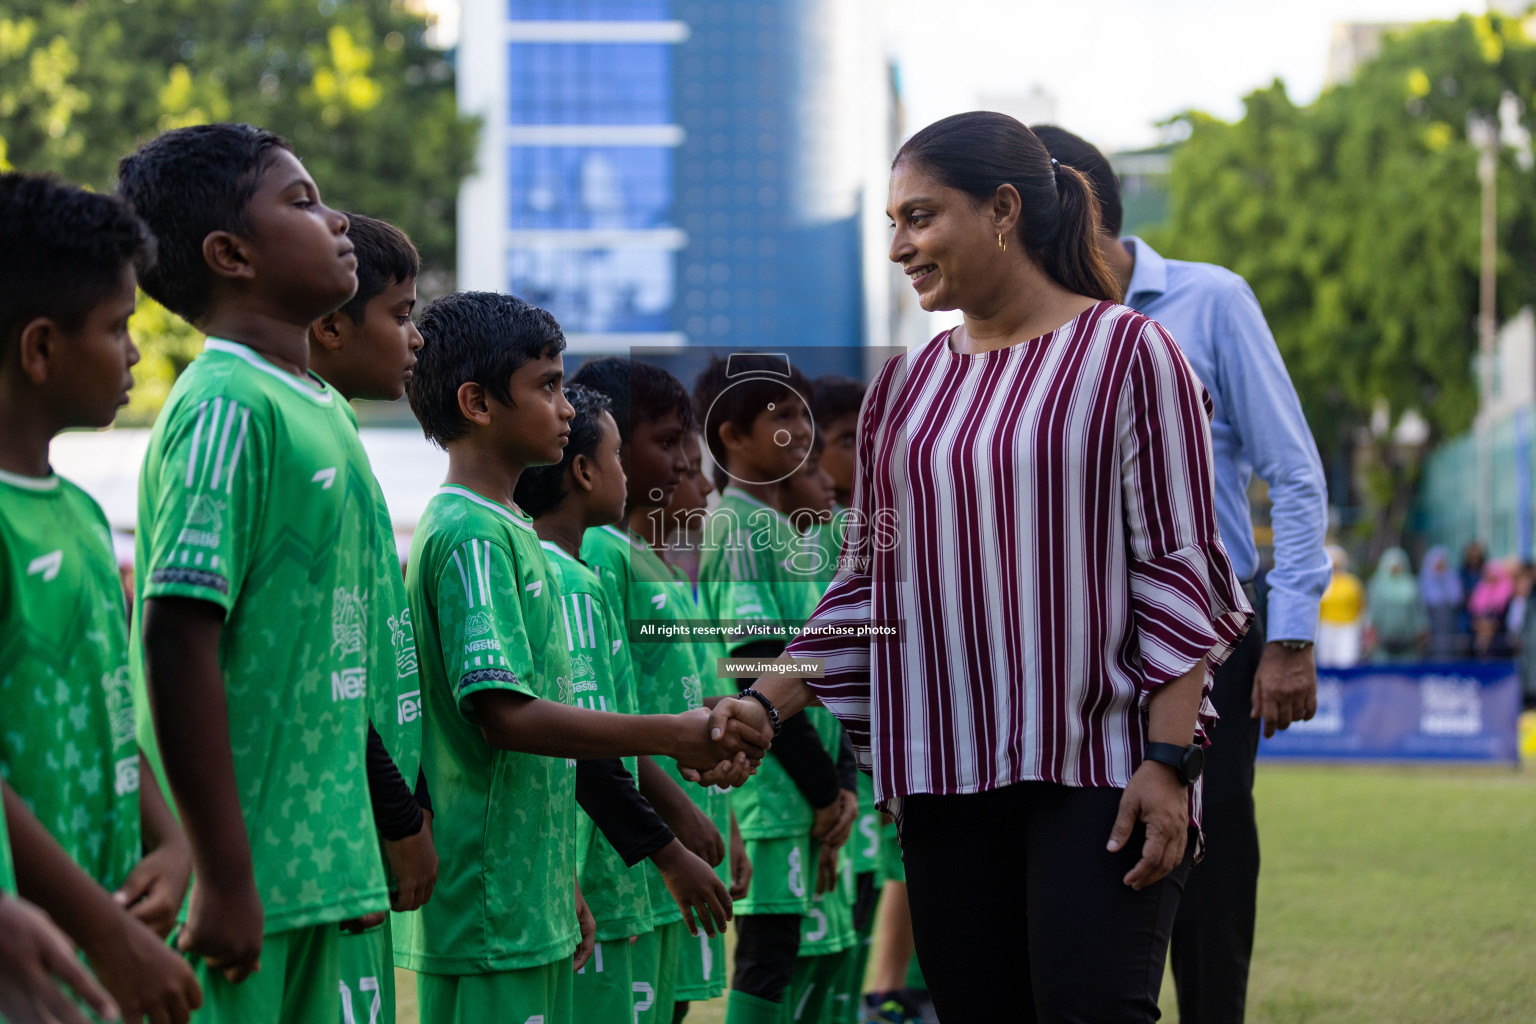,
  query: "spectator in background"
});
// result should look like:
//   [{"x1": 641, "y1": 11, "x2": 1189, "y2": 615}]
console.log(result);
[
  {"x1": 1365, "y1": 548, "x2": 1425, "y2": 663},
  {"x1": 1419, "y1": 546, "x2": 1465, "y2": 659},
  {"x1": 1459, "y1": 541, "x2": 1487, "y2": 636},
  {"x1": 1317, "y1": 546, "x2": 1366, "y2": 668},
  {"x1": 1468, "y1": 560, "x2": 1516, "y2": 658},
  {"x1": 1509, "y1": 564, "x2": 1536, "y2": 704}
]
